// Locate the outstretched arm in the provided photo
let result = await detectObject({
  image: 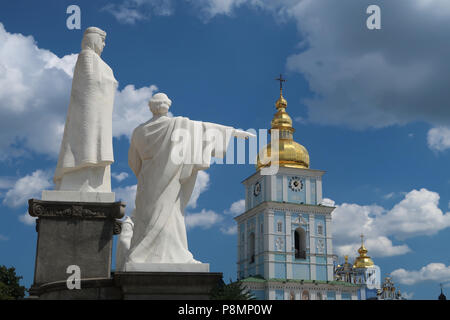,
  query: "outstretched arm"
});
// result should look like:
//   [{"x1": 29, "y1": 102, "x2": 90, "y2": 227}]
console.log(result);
[{"x1": 232, "y1": 129, "x2": 256, "y2": 140}]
